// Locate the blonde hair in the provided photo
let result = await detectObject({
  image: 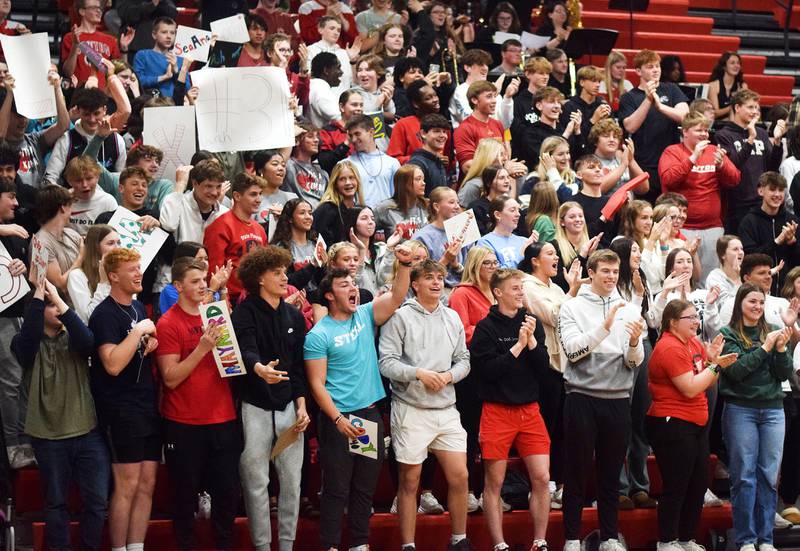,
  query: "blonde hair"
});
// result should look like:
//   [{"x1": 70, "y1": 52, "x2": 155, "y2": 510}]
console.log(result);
[
  {"x1": 603, "y1": 50, "x2": 627, "y2": 108},
  {"x1": 537, "y1": 136, "x2": 575, "y2": 188},
  {"x1": 462, "y1": 138, "x2": 505, "y2": 184},
  {"x1": 525, "y1": 183, "x2": 559, "y2": 233},
  {"x1": 554, "y1": 201, "x2": 588, "y2": 266},
  {"x1": 321, "y1": 161, "x2": 365, "y2": 207},
  {"x1": 427, "y1": 186, "x2": 457, "y2": 222},
  {"x1": 327, "y1": 241, "x2": 359, "y2": 267},
  {"x1": 386, "y1": 240, "x2": 428, "y2": 283},
  {"x1": 461, "y1": 246, "x2": 495, "y2": 287}
]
